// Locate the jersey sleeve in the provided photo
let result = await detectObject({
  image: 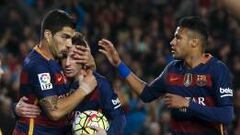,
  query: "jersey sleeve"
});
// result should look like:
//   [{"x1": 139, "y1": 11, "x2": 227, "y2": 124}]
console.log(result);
[
  {"x1": 98, "y1": 77, "x2": 126, "y2": 135},
  {"x1": 139, "y1": 62, "x2": 171, "y2": 102},
  {"x1": 212, "y1": 61, "x2": 233, "y2": 106},
  {"x1": 30, "y1": 64, "x2": 58, "y2": 100}
]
